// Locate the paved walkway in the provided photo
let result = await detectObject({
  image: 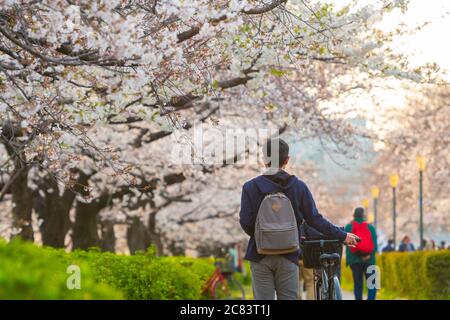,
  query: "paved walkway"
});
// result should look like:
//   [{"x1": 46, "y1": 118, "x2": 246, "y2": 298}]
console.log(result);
[
  {"x1": 342, "y1": 289, "x2": 356, "y2": 300},
  {"x1": 299, "y1": 289, "x2": 359, "y2": 300}
]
